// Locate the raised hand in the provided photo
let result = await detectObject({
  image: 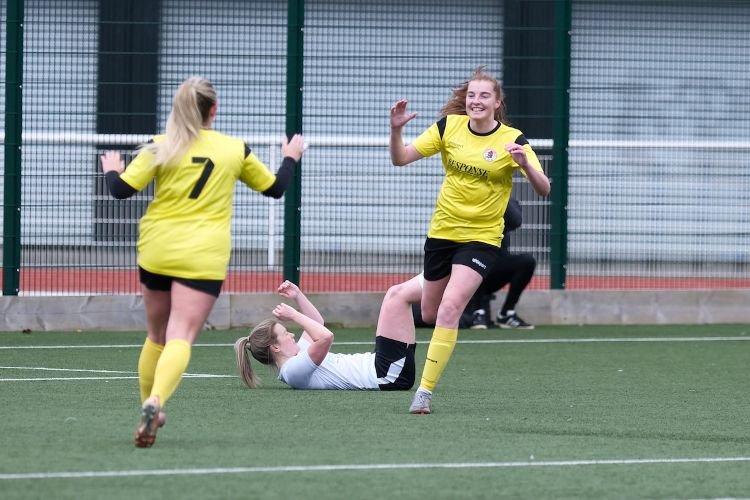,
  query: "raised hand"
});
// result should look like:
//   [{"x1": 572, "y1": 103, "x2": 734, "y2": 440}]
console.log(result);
[
  {"x1": 277, "y1": 280, "x2": 301, "y2": 300},
  {"x1": 100, "y1": 151, "x2": 124, "y2": 174},
  {"x1": 390, "y1": 99, "x2": 418, "y2": 129},
  {"x1": 272, "y1": 302, "x2": 300, "y2": 322},
  {"x1": 282, "y1": 134, "x2": 306, "y2": 162}
]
